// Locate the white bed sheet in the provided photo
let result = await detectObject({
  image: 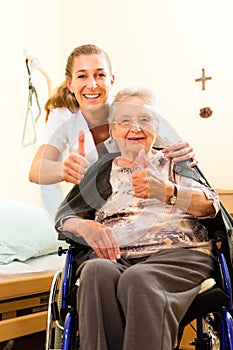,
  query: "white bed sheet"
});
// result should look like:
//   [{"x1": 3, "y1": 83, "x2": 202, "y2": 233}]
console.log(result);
[{"x1": 0, "y1": 253, "x2": 66, "y2": 280}]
